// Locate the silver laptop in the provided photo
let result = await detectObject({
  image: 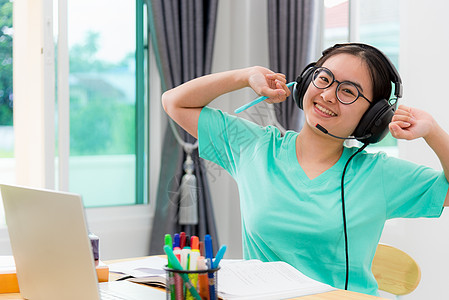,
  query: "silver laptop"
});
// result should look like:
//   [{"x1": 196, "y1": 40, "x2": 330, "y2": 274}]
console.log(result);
[{"x1": 0, "y1": 184, "x2": 165, "y2": 300}]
